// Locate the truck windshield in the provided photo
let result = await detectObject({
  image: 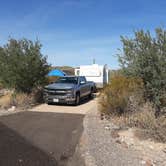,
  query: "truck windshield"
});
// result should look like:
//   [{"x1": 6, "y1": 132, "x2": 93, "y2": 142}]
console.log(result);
[{"x1": 55, "y1": 77, "x2": 78, "y2": 84}]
